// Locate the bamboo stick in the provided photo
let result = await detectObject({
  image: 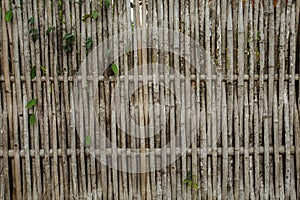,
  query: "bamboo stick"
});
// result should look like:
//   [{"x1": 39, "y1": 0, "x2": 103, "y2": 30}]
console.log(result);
[
  {"x1": 289, "y1": 3, "x2": 298, "y2": 199},
  {"x1": 236, "y1": 1, "x2": 245, "y2": 199},
  {"x1": 61, "y1": 1, "x2": 70, "y2": 198},
  {"x1": 226, "y1": 2, "x2": 234, "y2": 199}
]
